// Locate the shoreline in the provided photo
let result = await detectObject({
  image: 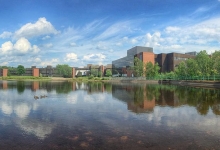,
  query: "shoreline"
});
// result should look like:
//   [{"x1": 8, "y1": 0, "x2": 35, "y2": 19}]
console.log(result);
[
  {"x1": 1, "y1": 76, "x2": 220, "y2": 89},
  {"x1": 108, "y1": 78, "x2": 220, "y2": 89}
]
